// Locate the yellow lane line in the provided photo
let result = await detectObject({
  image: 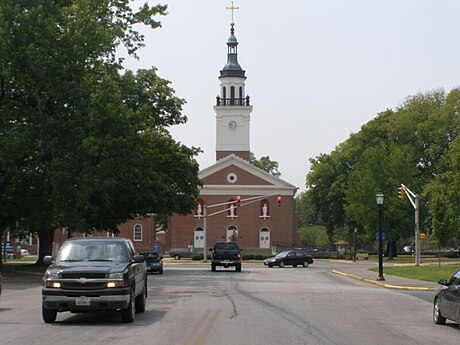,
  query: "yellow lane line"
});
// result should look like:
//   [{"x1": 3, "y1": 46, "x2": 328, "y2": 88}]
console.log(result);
[
  {"x1": 193, "y1": 310, "x2": 221, "y2": 345},
  {"x1": 180, "y1": 310, "x2": 211, "y2": 345}
]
